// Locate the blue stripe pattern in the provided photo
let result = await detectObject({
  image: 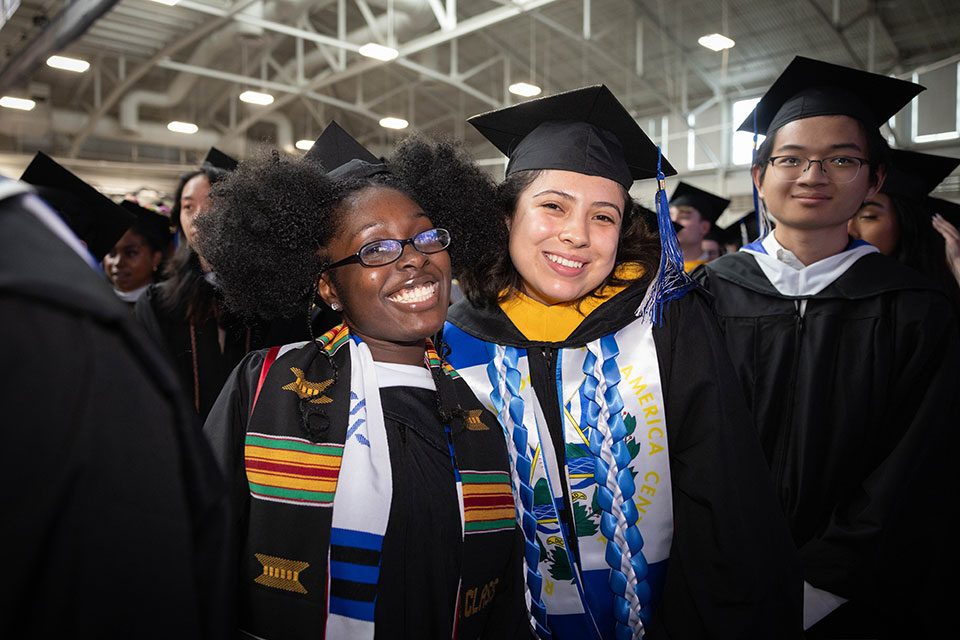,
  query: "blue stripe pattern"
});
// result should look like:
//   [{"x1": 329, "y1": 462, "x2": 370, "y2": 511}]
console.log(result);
[
  {"x1": 329, "y1": 596, "x2": 376, "y2": 622},
  {"x1": 330, "y1": 560, "x2": 379, "y2": 584}
]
